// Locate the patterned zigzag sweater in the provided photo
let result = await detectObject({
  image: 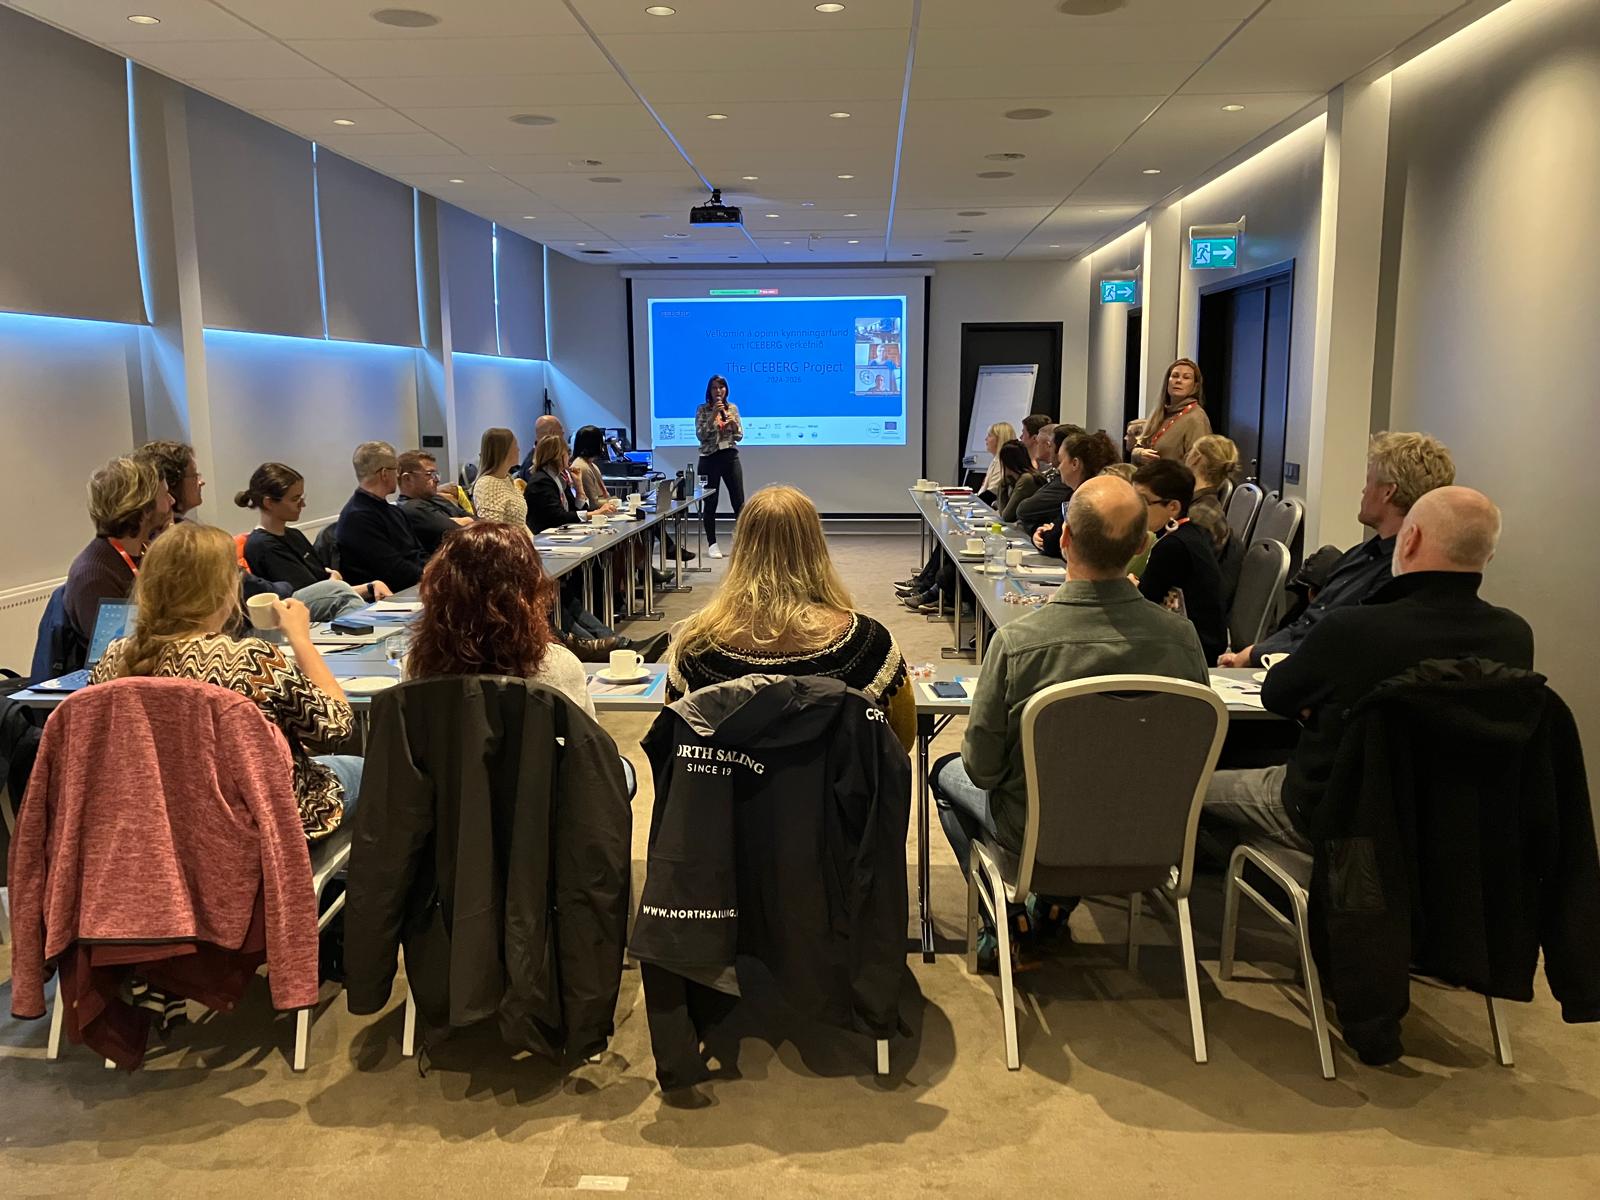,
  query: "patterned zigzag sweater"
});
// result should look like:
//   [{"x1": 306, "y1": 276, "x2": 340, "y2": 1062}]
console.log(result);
[{"x1": 666, "y1": 611, "x2": 915, "y2": 752}]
